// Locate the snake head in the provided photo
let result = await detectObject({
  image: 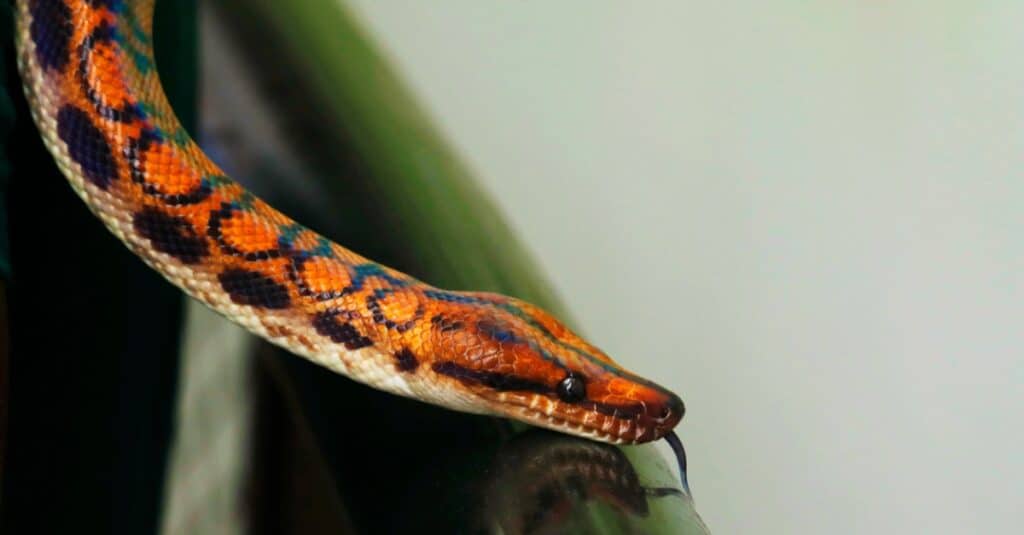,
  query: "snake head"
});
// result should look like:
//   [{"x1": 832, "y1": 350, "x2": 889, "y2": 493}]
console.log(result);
[{"x1": 423, "y1": 292, "x2": 684, "y2": 444}]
